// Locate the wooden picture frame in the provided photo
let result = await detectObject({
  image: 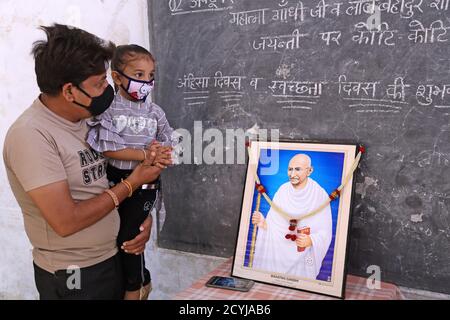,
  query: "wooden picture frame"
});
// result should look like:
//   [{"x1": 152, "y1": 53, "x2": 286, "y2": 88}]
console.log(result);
[{"x1": 232, "y1": 140, "x2": 358, "y2": 299}]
